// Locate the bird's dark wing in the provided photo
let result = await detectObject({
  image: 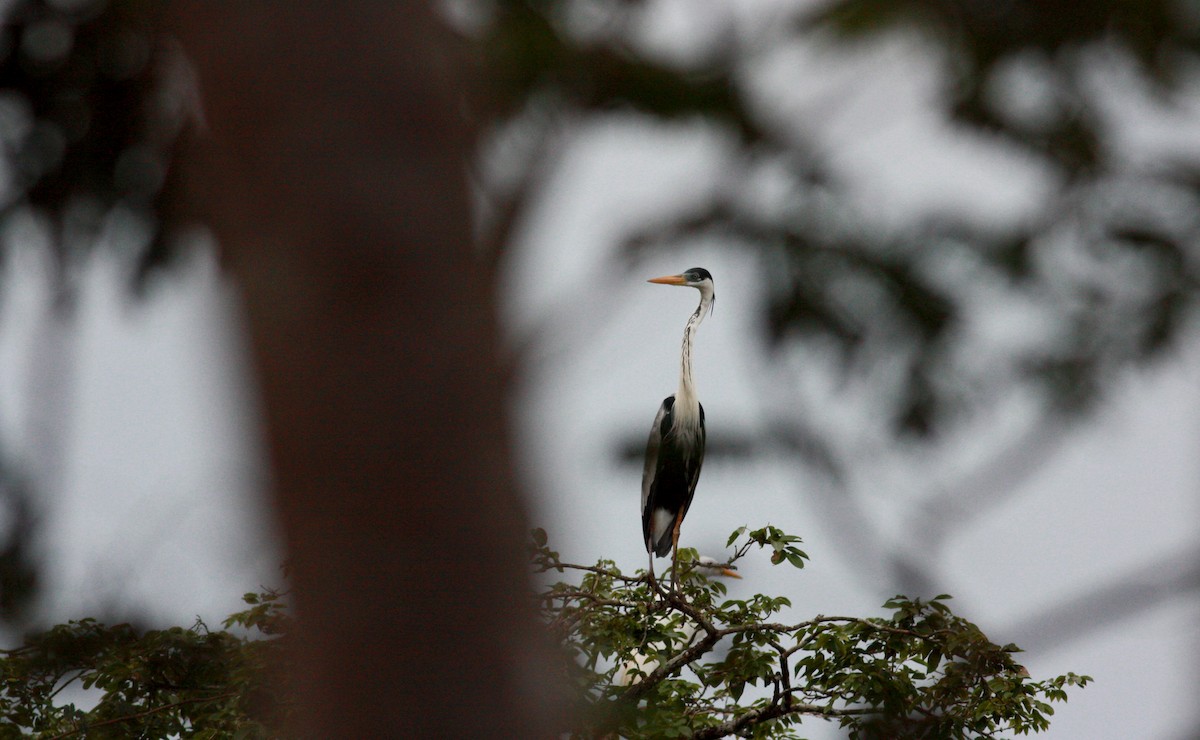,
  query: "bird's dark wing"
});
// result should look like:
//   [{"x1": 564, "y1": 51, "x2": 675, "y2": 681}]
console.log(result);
[
  {"x1": 678, "y1": 401, "x2": 705, "y2": 523},
  {"x1": 642, "y1": 396, "x2": 706, "y2": 557},
  {"x1": 641, "y1": 396, "x2": 672, "y2": 549}
]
